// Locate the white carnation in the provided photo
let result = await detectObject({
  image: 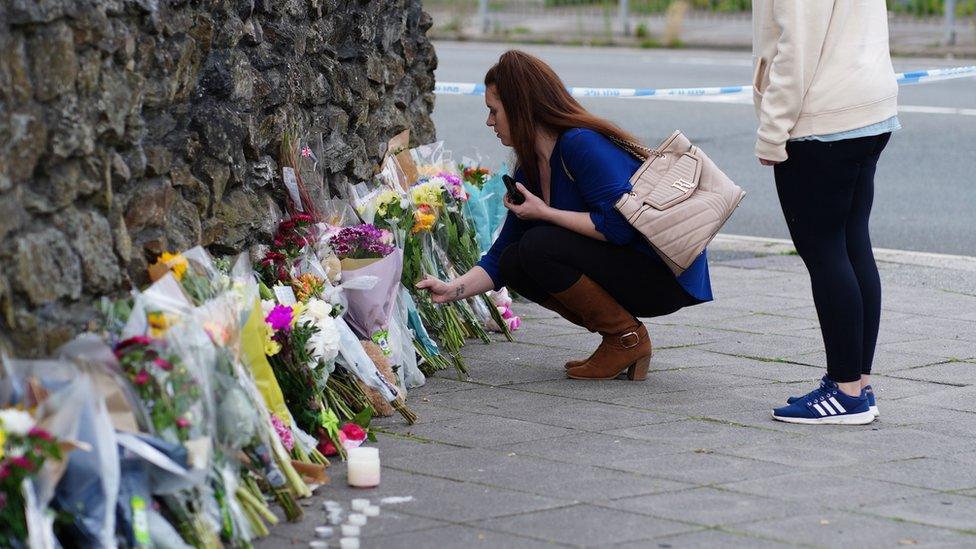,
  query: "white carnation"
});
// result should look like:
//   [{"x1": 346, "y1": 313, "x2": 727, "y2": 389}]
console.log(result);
[
  {"x1": 301, "y1": 299, "x2": 340, "y2": 367},
  {"x1": 0, "y1": 408, "x2": 36, "y2": 436}
]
